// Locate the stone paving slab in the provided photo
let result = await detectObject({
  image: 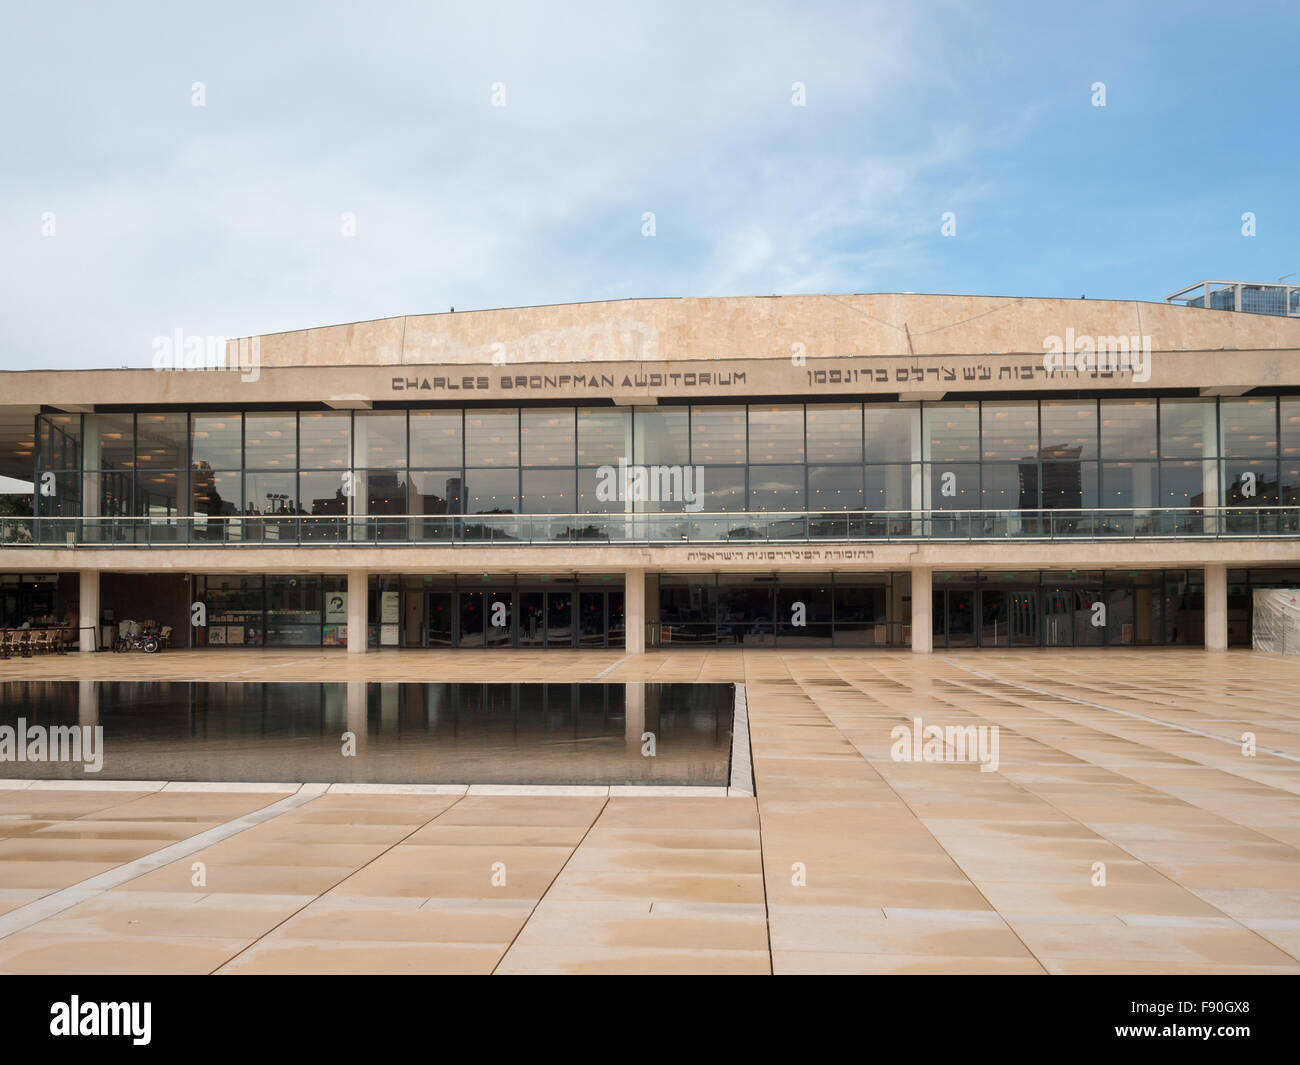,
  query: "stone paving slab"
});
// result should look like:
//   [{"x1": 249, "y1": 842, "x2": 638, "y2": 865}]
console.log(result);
[{"x1": 1, "y1": 648, "x2": 1298, "y2": 973}]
